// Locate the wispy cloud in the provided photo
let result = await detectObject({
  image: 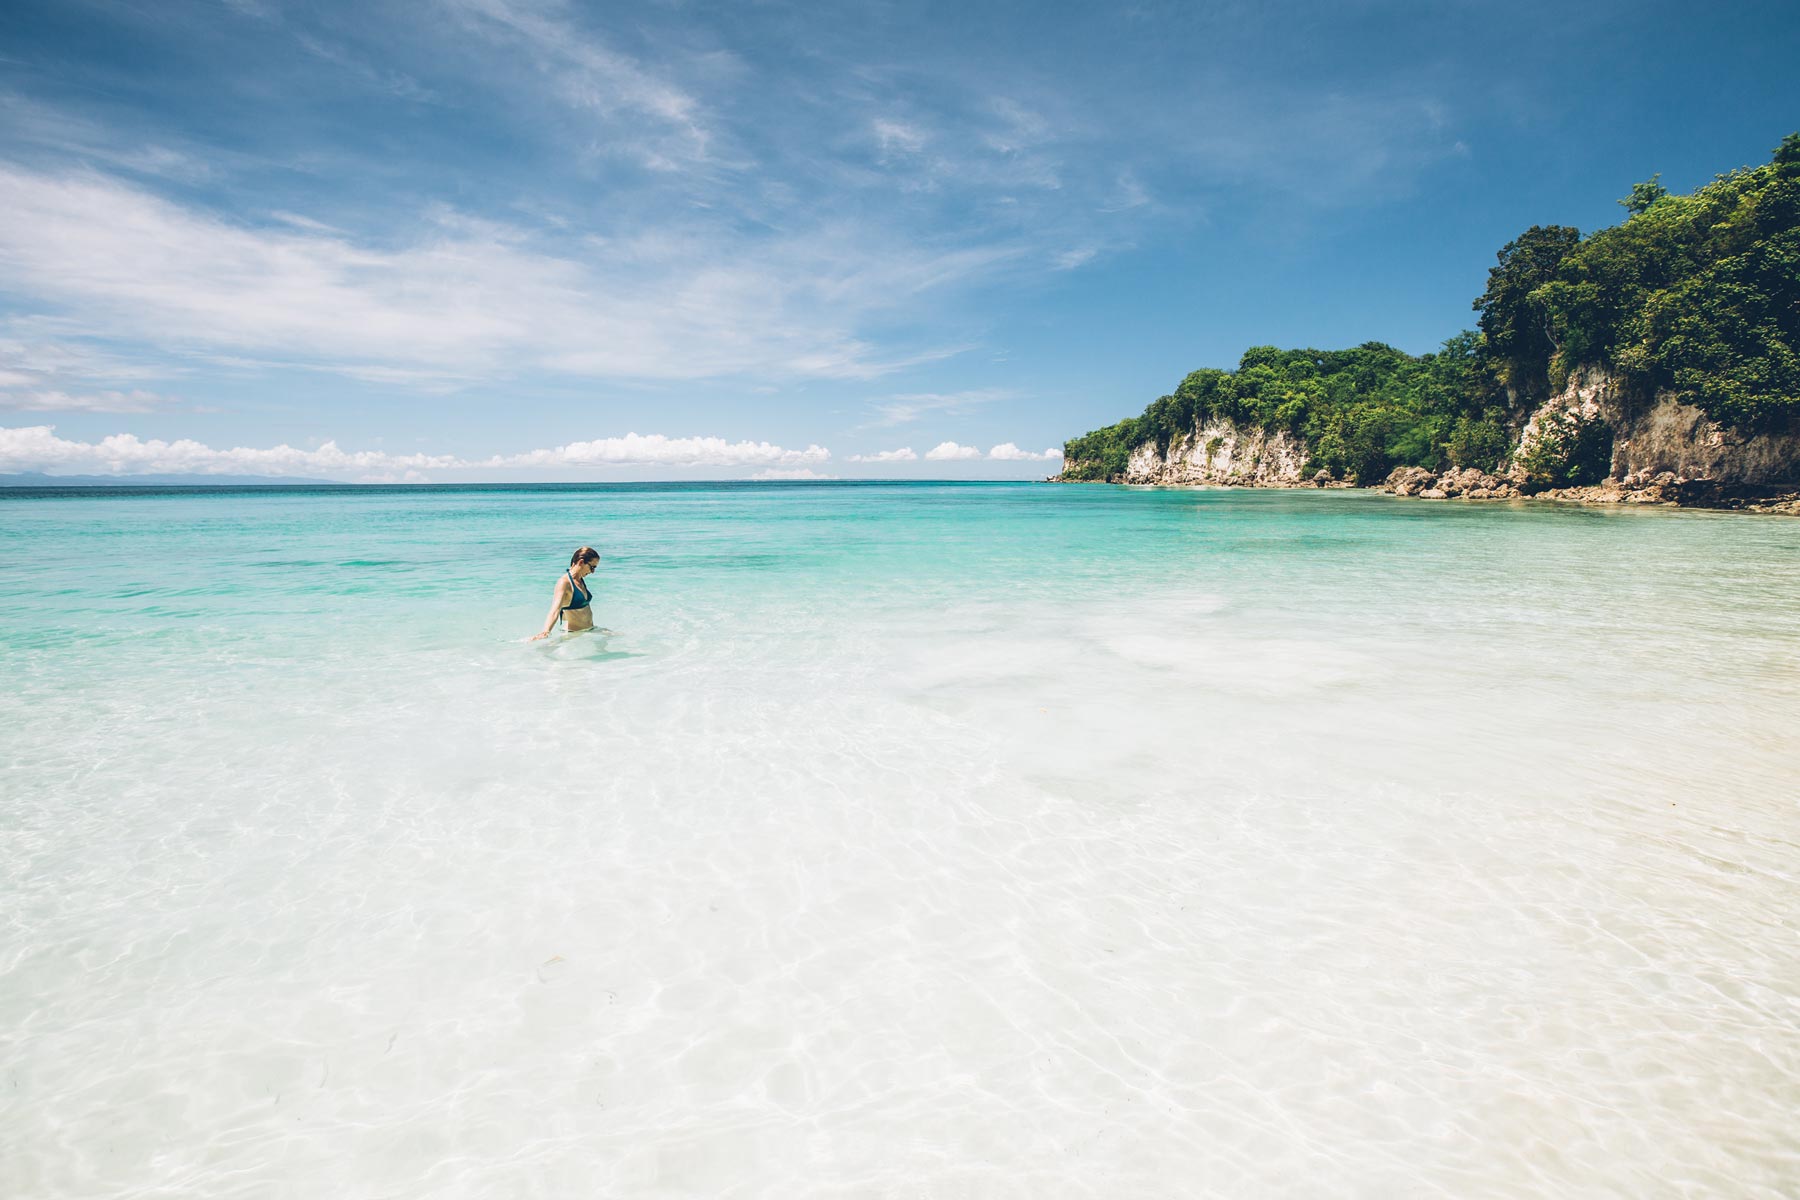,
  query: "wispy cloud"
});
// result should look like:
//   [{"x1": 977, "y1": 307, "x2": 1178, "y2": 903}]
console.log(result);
[
  {"x1": 869, "y1": 387, "x2": 1016, "y2": 426},
  {"x1": 1102, "y1": 171, "x2": 1151, "y2": 212},
  {"x1": 871, "y1": 118, "x2": 928, "y2": 156},
  {"x1": 0, "y1": 424, "x2": 832, "y2": 482},
  {"x1": 0, "y1": 324, "x2": 186, "y2": 412},
  {"x1": 0, "y1": 388, "x2": 182, "y2": 414},
  {"x1": 0, "y1": 92, "x2": 216, "y2": 183},
  {"x1": 294, "y1": 33, "x2": 437, "y2": 103},
  {"x1": 1160, "y1": 86, "x2": 1465, "y2": 205},
  {"x1": 441, "y1": 0, "x2": 712, "y2": 169},
  {"x1": 0, "y1": 325, "x2": 172, "y2": 384},
  {"x1": 0, "y1": 0, "x2": 1488, "y2": 457},
  {"x1": 0, "y1": 165, "x2": 1003, "y2": 385}
]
